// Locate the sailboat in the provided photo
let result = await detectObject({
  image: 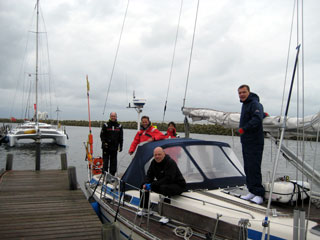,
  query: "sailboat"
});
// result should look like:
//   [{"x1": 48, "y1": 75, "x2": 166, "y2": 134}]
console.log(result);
[
  {"x1": 85, "y1": 1, "x2": 320, "y2": 239},
  {"x1": 6, "y1": 0, "x2": 67, "y2": 147}
]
